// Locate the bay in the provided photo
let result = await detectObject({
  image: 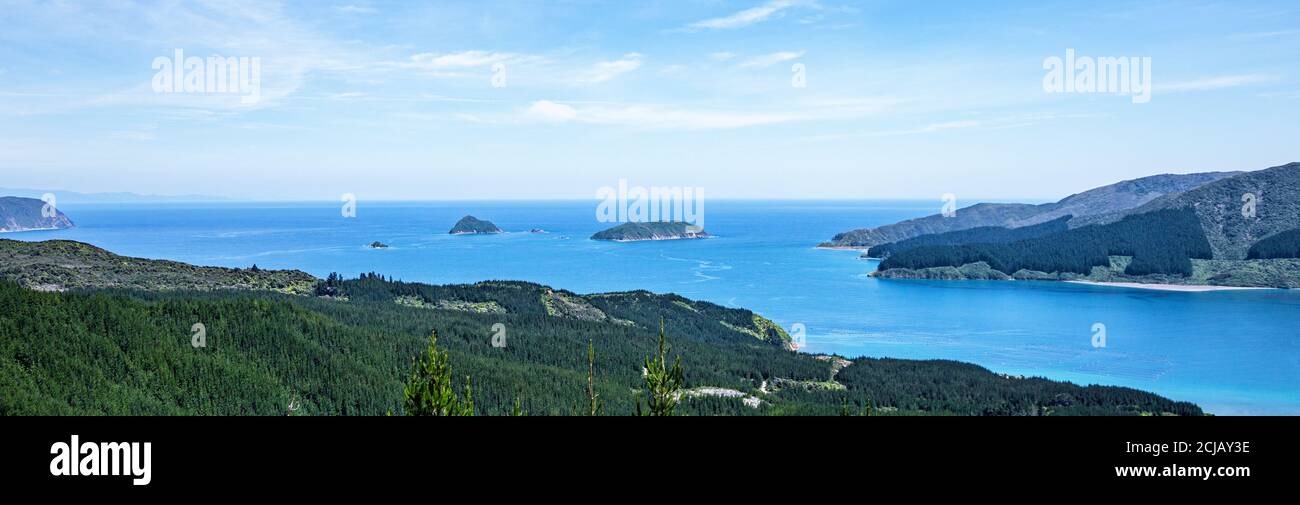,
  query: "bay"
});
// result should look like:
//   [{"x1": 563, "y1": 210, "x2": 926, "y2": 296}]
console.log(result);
[{"x1": 13, "y1": 200, "x2": 1299, "y2": 415}]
